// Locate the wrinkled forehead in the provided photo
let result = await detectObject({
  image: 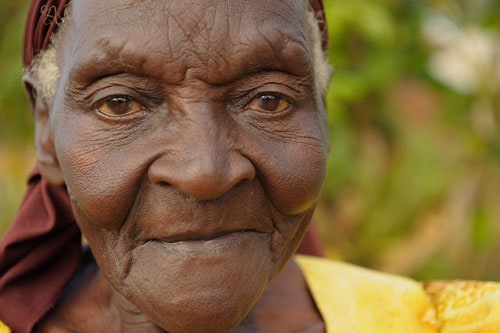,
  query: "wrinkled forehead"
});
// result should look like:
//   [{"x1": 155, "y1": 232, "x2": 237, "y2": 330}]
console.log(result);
[
  {"x1": 59, "y1": 0, "x2": 312, "y2": 84},
  {"x1": 69, "y1": 0, "x2": 306, "y2": 38},
  {"x1": 24, "y1": 0, "x2": 327, "y2": 68}
]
